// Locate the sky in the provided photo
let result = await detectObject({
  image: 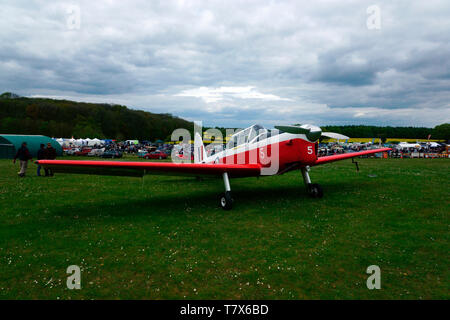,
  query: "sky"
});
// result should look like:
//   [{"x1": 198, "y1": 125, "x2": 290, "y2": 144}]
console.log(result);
[{"x1": 1, "y1": 0, "x2": 449, "y2": 128}]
